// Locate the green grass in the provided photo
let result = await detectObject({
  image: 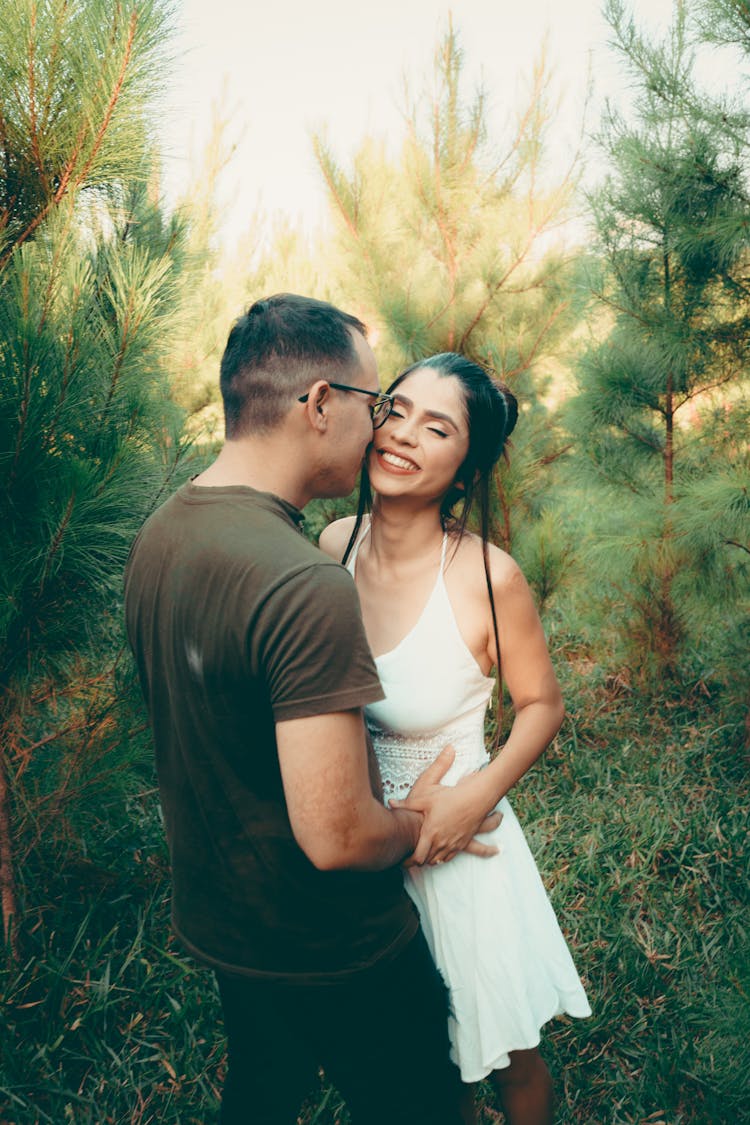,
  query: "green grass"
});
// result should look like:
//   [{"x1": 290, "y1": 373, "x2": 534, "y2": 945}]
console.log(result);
[
  {"x1": 512, "y1": 681, "x2": 749, "y2": 1125},
  {"x1": 1, "y1": 675, "x2": 747, "y2": 1124}
]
